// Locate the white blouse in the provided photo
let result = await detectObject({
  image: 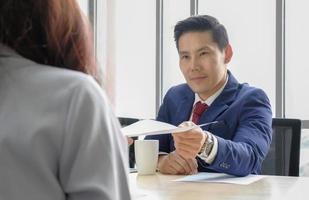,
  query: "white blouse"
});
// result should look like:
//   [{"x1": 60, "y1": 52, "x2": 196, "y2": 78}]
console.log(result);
[{"x1": 0, "y1": 45, "x2": 131, "y2": 200}]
